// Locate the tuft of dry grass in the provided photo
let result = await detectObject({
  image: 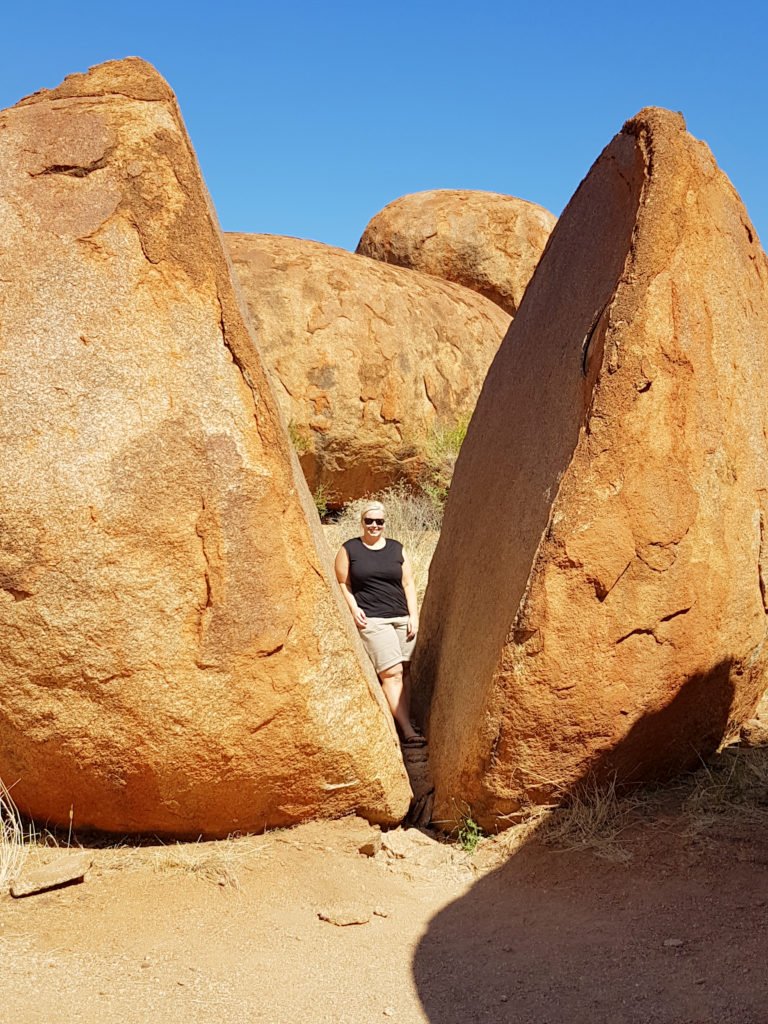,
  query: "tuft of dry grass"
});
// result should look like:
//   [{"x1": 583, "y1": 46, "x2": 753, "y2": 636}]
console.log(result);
[
  {"x1": 152, "y1": 836, "x2": 264, "y2": 890},
  {"x1": 682, "y1": 745, "x2": 768, "y2": 830},
  {"x1": 0, "y1": 777, "x2": 31, "y2": 889},
  {"x1": 324, "y1": 482, "x2": 442, "y2": 604},
  {"x1": 539, "y1": 775, "x2": 639, "y2": 863}
]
